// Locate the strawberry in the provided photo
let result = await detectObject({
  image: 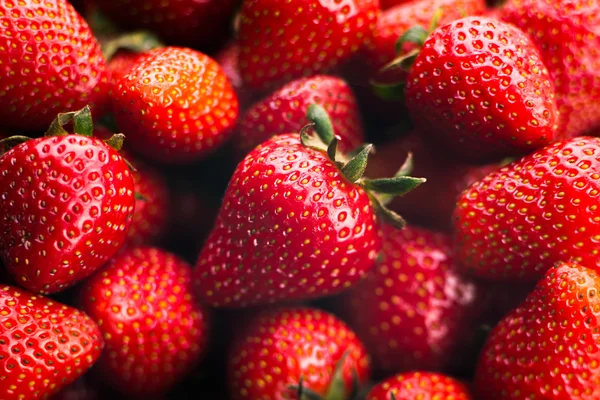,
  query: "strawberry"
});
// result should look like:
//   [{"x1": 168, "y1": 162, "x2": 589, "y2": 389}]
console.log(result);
[
  {"x1": 365, "y1": 132, "x2": 499, "y2": 231},
  {"x1": 236, "y1": 75, "x2": 365, "y2": 157},
  {"x1": 366, "y1": 372, "x2": 473, "y2": 399},
  {"x1": 365, "y1": 0, "x2": 486, "y2": 72},
  {"x1": 334, "y1": 225, "x2": 479, "y2": 375},
  {"x1": 194, "y1": 105, "x2": 425, "y2": 307},
  {"x1": 0, "y1": 285, "x2": 103, "y2": 399},
  {"x1": 0, "y1": 107, "x2": 135, "y2": 294},
  {"x1": 0, "y1": 0, "x2": 108, "y2": 132},
  {"x1": 94, "y1": 0, "x2": 239, "y2": 50},
  {"x1": 238, "y1": 0, "x2": 380, "y2": 91},
  {"x1": 474, "y1": 261, "x2": 600, "y2": 399},
  {"x1": 127, "y1": 161, "x2": 170, "y2": 246},
  {"x1": 380, "y1": 0, "x2": 413, "y2": 8},
  {"x1": 215, "y1": 42, "x2": 257, "y2": 111},
  {"x1": 80, "y1": 247, "x2": 210, "y2": 396},
  {"x1": 404, "y1": 16, "x2": 558, "y2": 162},
  {"x1": 111, "y1": 46, "x2": 239, "y2": 164},
  {"x1": 228, "y1": 307, "x2": 371, "y2": 400},
  {"x1": 107, "y1": 51, "x2": 142, "y2": 87},
  {"x1": 454, "y1": 136, "x2": 600, "y2": 282},
  {"x1": 500, "y1": 0, "x2": 600, "y2": 138}
]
